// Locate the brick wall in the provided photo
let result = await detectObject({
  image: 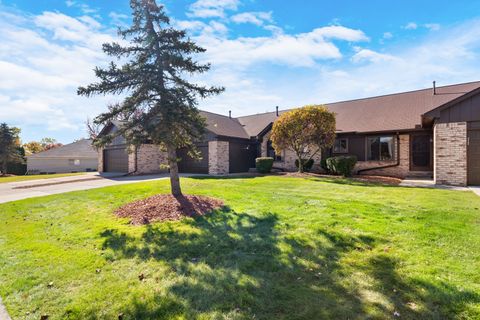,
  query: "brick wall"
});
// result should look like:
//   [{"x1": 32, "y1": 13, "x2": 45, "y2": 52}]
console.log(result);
[
  {"x1": 354, "y1": 134, "x2": 412, "y2": 178},
  {"x1": 132, "y1": 144, "x2": 168, "y2": 175},
  {"x1": 98, "y1": 148, "x2": 104, "y2": 173},
  {"x1": 209, "y1": 140, "x2": 229, "y2": 175},
  {"x1": 260, "y1": 131, "x2": 322, "y2": 171},
  {"x1": 434, "y1": 122, "x2": 467, "y2": 186}
]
